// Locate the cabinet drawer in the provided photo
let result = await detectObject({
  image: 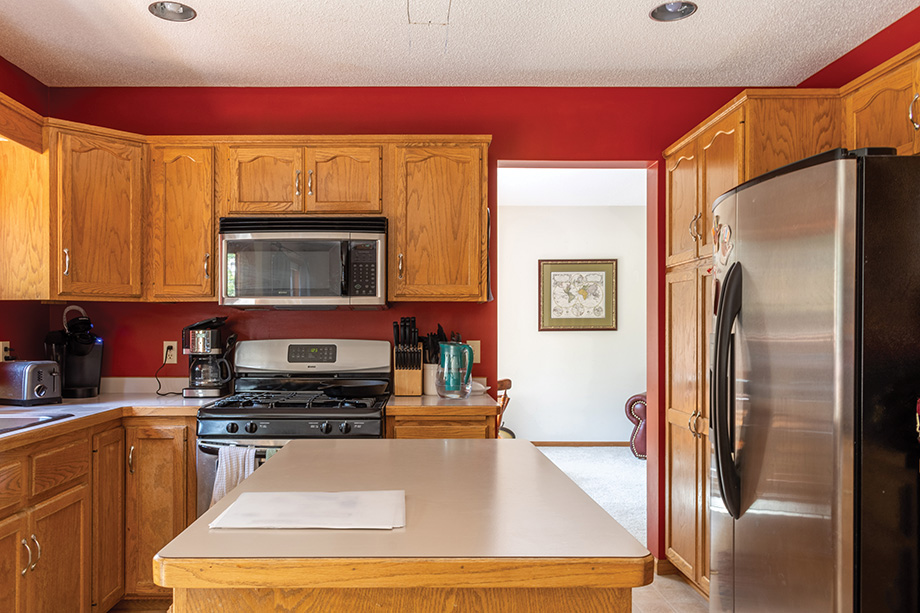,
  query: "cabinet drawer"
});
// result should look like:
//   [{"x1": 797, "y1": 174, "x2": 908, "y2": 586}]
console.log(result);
[
  {"x1": 391, "y1": 417, "x2": 491, "y2": 439},
  {"x1": 0, "y1": 458, "x2": 25, "y2": 516},
  {"x1": 30, "y1": 437, "x2": 90, "y2": 498}
]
